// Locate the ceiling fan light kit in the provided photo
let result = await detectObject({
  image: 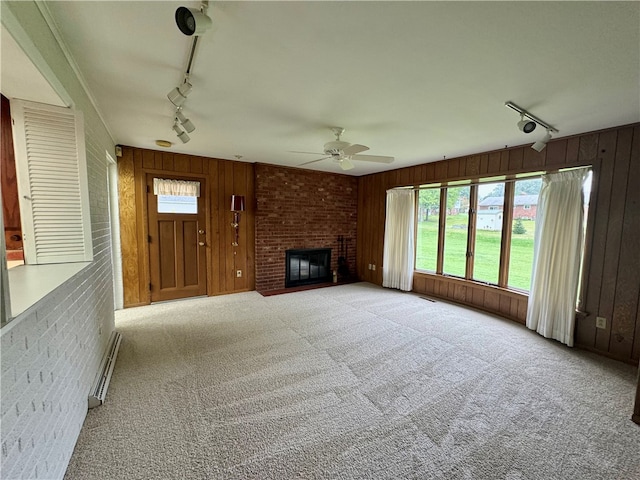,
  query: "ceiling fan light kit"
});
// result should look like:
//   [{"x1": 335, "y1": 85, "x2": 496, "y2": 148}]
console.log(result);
[
  {"x1": 298, "y1": 127, "x2": 394, "y2": 171},
  {"x1": 505, "y1": 101, "x2": 559, "y2": 152}
]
